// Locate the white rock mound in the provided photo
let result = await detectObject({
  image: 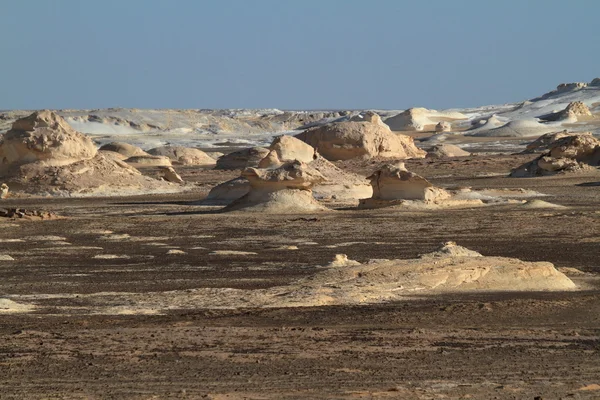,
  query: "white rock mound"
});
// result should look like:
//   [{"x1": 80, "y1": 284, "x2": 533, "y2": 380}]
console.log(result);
[
  {"x1": 359, "y1": 163, "x2": 450, "y2": 208},
  {"x1": 0, "y1": 111, "x2": 178, "y2": 196},
  {"x1": 214, "y1": 147, "x2": 270, "y2": 170},
  {"x1": 0, "y1": 110, "x2": 97, "y2": 173},
  {"x1": 223, "y1": 161, "x2": 329, "y2": 213},
  {"x1": 295, "y1": 116, "x2": 426, "y2": 161},
  {"x1": 99, "y1": 142, "x2": 149, "y2": 159},
  {"x1": 348, "y1": 111, "x2": 387, "y2": 127},
  {"x1": 470, "y1": 119, "x2": 559, "y2": 137},
  {"x1": 384, "y1": 108, "x2": 467, "y2": 132},
  {"x1": 147, "y1": 146, "x2": 216, "y2": 166},
  {"x1": 511, "y1": 133, "x2": 600, "y2": 177}
]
